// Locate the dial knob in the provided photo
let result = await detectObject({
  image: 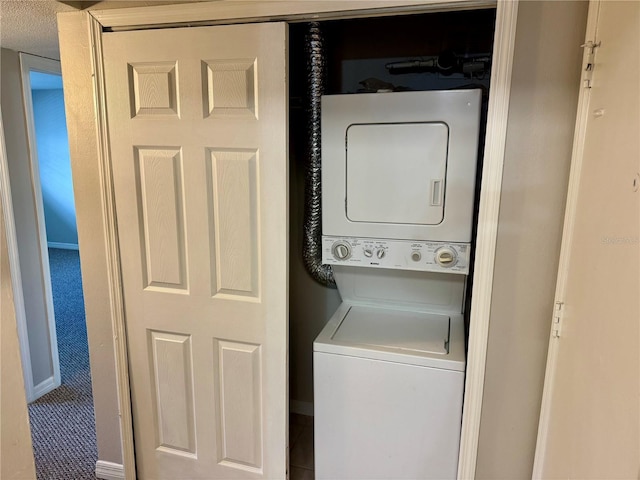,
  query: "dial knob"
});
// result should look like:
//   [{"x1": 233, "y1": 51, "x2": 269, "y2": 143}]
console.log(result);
[
  {"x1": 435, "y1": 247, "x2": 458, "y2": 267},
  {"x1": 332, "y1": 241, "x2": 352, "y2": 261},
  {"x1": 376, "y1": 248, "x2": 386, "y2": 259},
  {"x1": 363, "y1": 248, "x2": 373, "y2": 258},
  {"x1": 411, "y1": 251, "x2": 422, "y2": 262}
]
